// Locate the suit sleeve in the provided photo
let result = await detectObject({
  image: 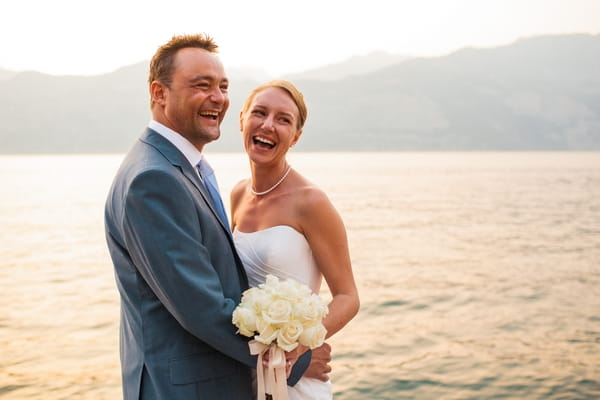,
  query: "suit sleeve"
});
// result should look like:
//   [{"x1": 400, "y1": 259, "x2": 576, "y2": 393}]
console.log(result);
[
  {"x1": 122, "y1": 168, "x2": 255, "y2": 367},
  {"x1": 288, "y1": 350, "x2": 311, "y2": 386}
]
